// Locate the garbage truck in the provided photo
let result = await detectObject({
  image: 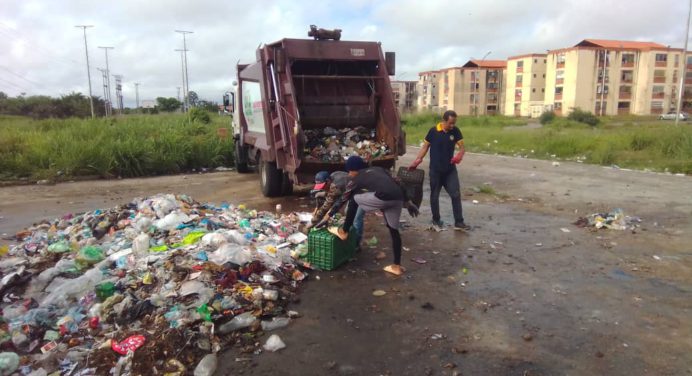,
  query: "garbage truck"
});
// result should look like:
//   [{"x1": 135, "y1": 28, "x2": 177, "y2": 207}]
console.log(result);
[{"x1": 227, "y1": 26, "x2": 405, "y2": 197}]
